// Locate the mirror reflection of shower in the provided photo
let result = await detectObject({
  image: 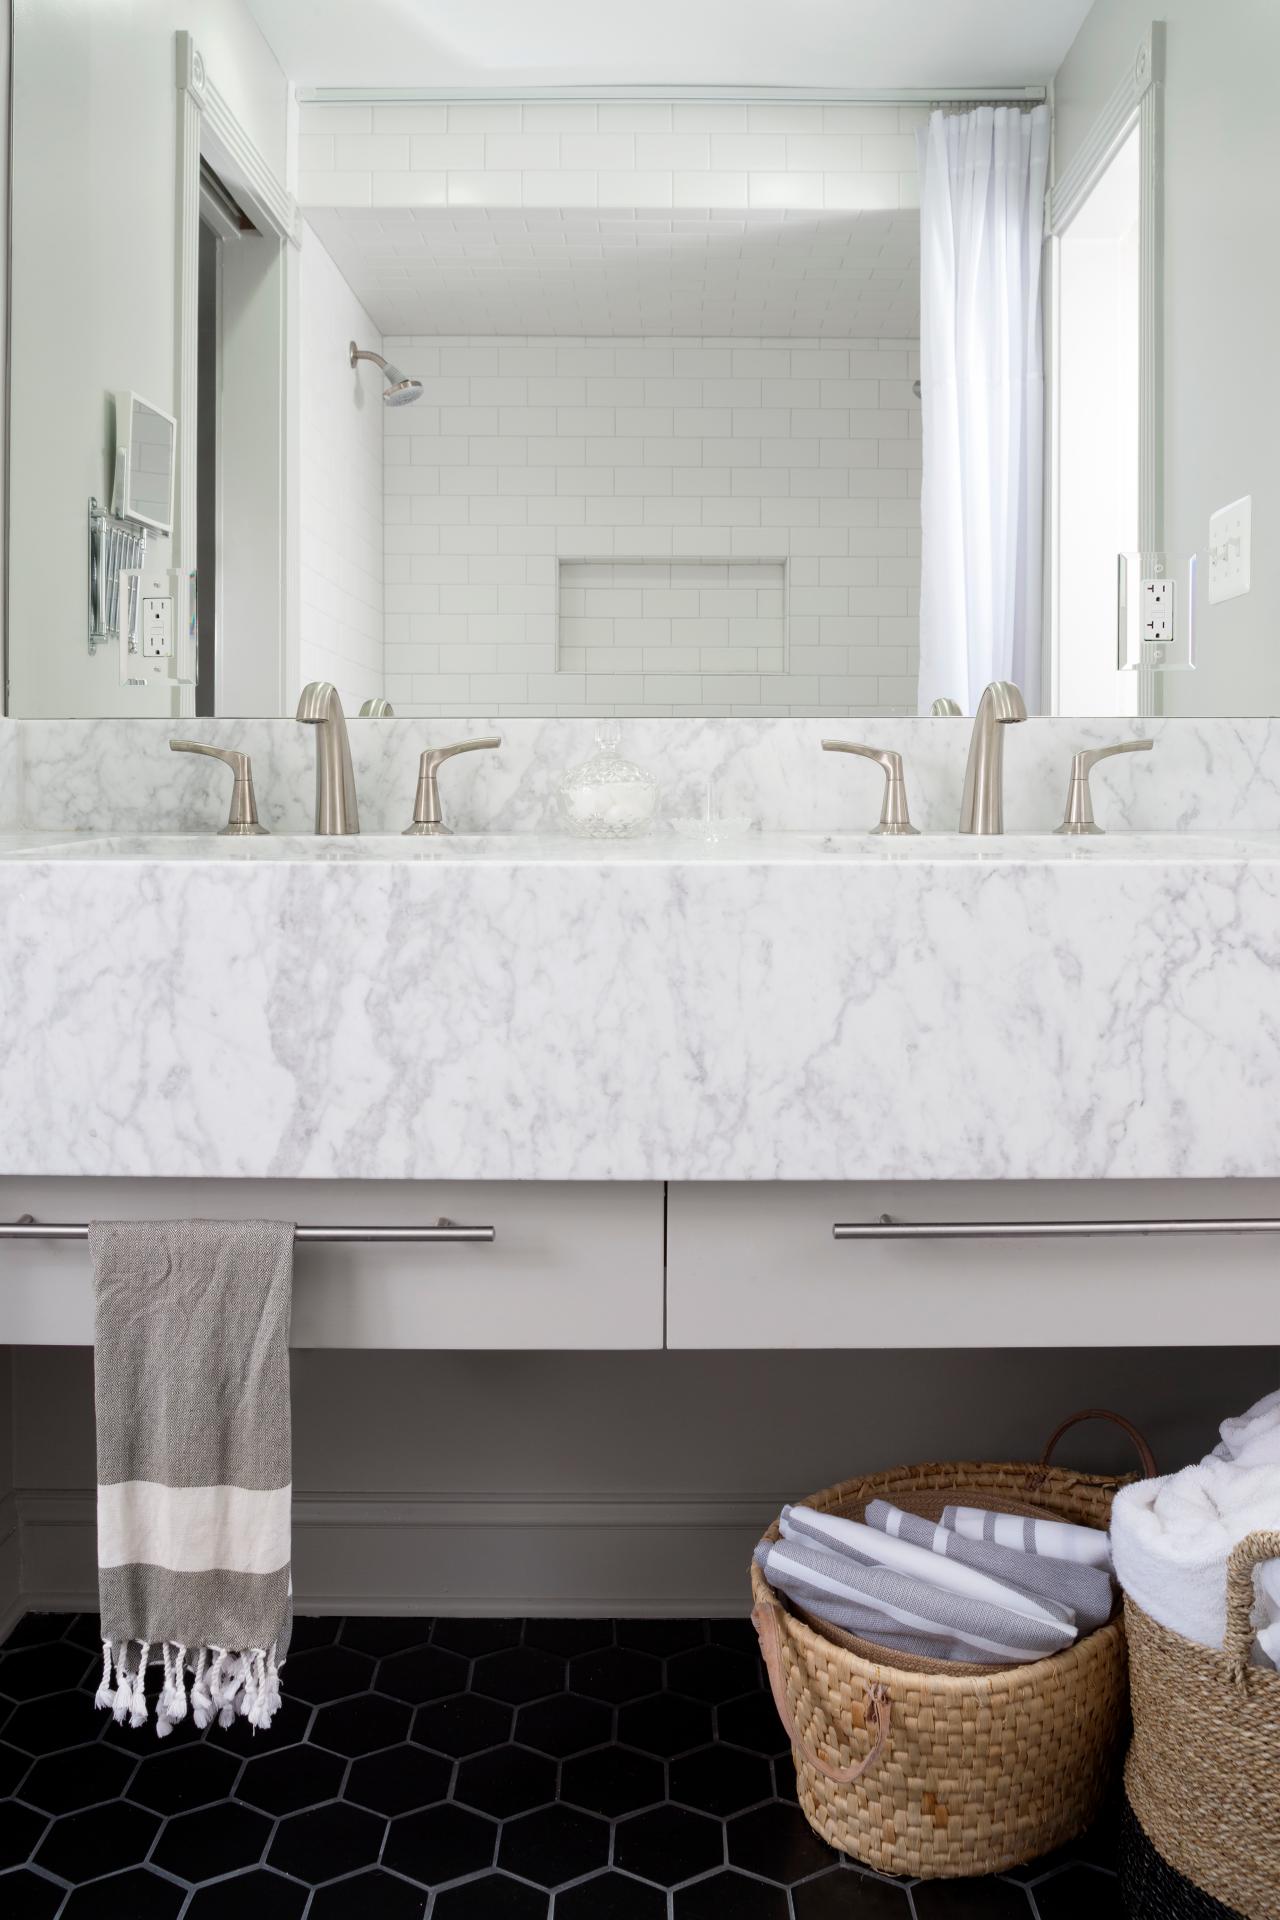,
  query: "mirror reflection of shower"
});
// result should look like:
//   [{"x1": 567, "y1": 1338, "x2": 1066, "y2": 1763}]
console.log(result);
[{"x1": 348, "y1": 341, "x2": 423, "y2": 407}]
